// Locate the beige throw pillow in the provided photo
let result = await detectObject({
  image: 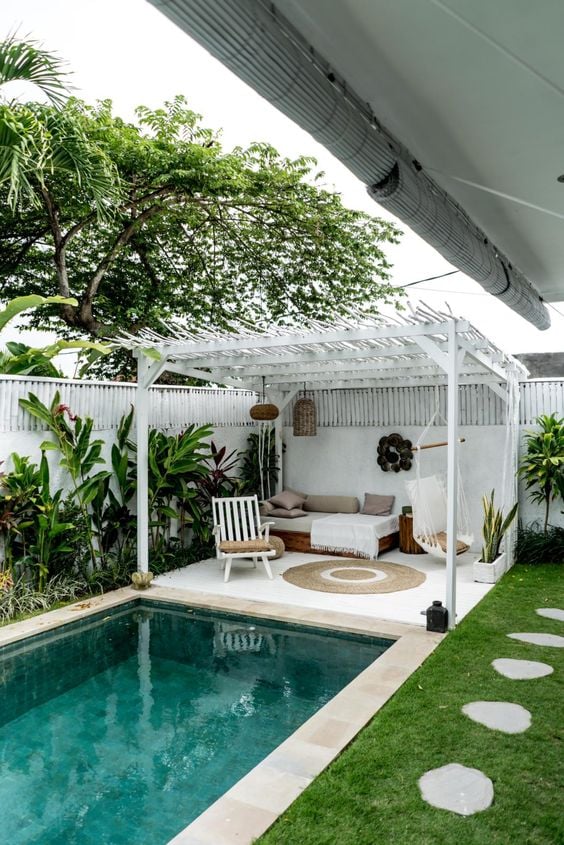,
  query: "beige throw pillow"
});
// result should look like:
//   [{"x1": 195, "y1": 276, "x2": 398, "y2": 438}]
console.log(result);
[
  {"x1": 361, "y1": 493, "x2": 395, "y2": 516},
  {"x1": 269, "y1": 507, "x2": 307, "y2": 518},
  {"x1": 269, "y1": 490, "x2": 306, "y2": 510}
]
